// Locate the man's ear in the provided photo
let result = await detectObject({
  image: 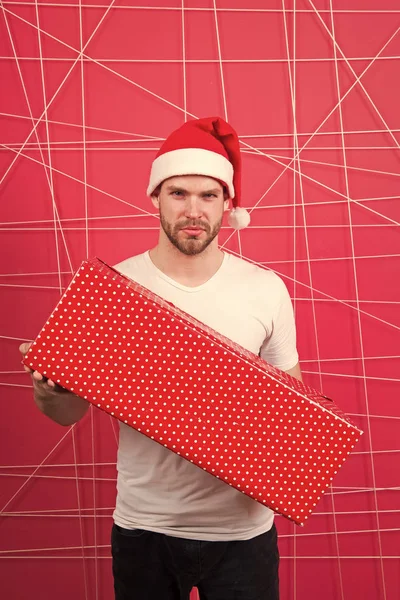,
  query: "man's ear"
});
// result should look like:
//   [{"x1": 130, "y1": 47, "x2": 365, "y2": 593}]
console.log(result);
[
  {"x1": 151, "y1": 194, "x2": 160, "y2": 209},
  {"x1": 222, "y1": 187, "x2": 230, "y2": 212},
  {"x1": 150, "y1": 184, "x2": 162, "y2": 209}
]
